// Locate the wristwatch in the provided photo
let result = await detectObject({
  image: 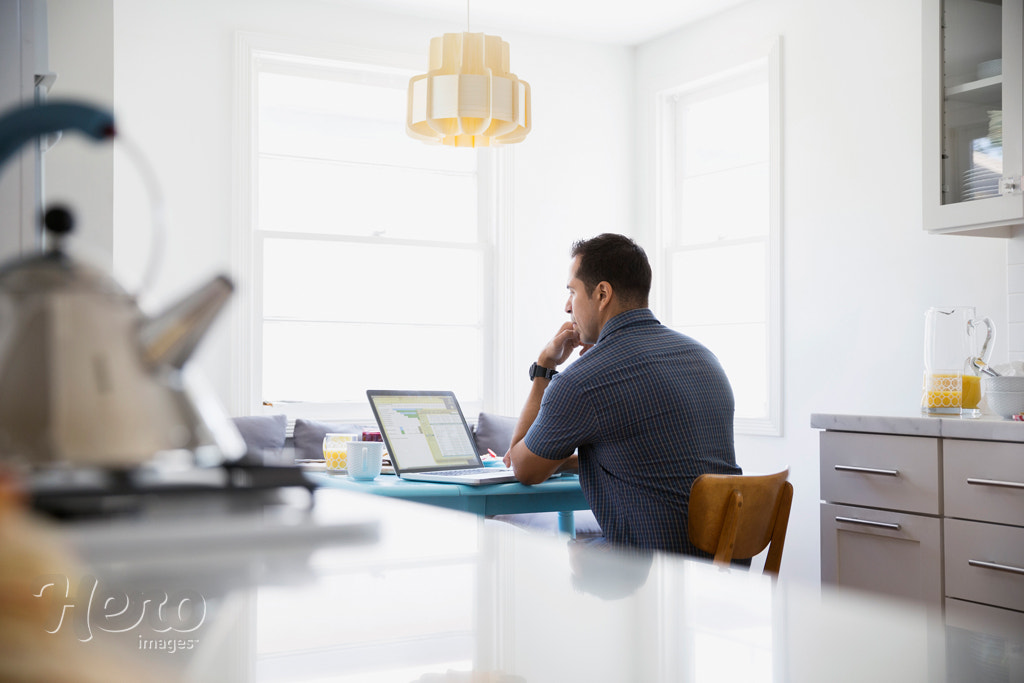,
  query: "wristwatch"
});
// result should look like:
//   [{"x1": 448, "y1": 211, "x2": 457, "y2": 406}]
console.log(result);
[{"x1": 529, "y1": 362, "x2": 558, "y2": 381}]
